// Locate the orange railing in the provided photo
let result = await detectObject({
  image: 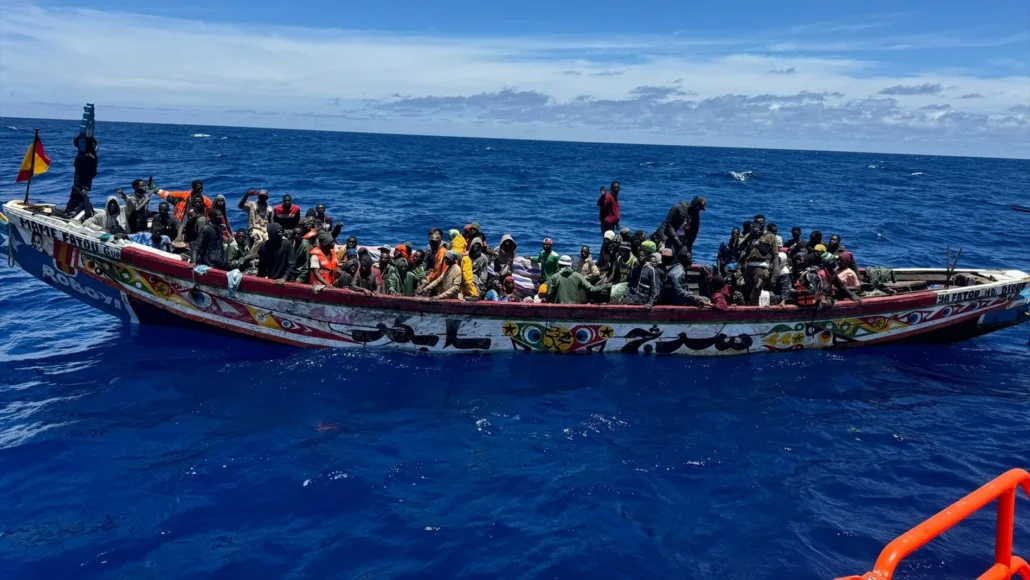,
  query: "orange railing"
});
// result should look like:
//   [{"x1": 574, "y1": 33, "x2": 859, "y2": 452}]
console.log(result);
[{"x1": 839, "y1": 468, "x2": 1030, "y2": 580}]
